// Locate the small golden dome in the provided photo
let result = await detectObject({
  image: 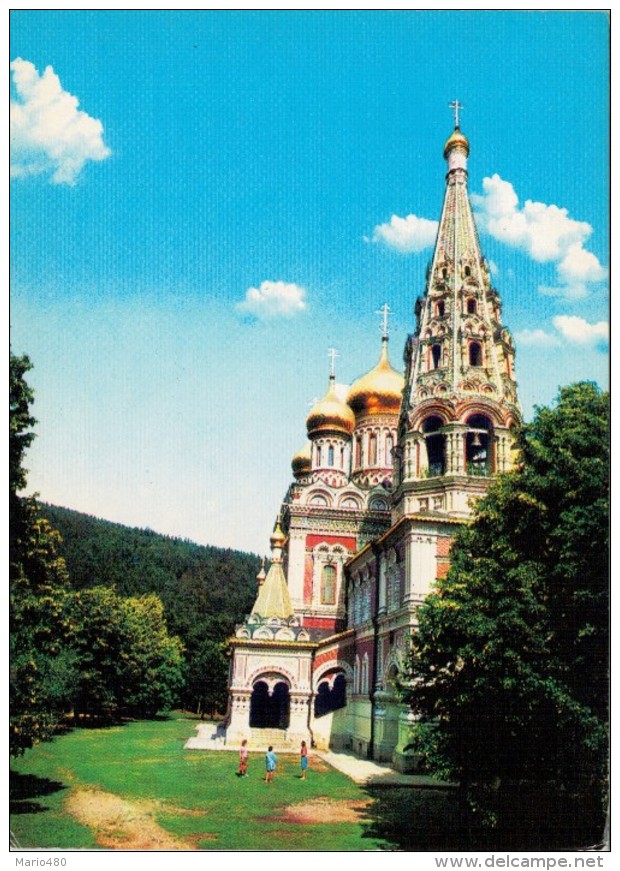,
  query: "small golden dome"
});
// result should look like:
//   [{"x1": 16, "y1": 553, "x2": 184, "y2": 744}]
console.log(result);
[
  {"x1": 347, "y1": 339, "x2": 404, "y2": 417},
  {"x1": 307, "y1": 377, "x2": 355, "y2": 437},
  {"x1": 270, "y1": 518, "x2": 286, "y2": 550},
  {"x1": 291, "y1": 442, "x2": 312, "y2": 476},
  {"x1": 443, "y1": 127, "x2": 470, "y2": 158}
]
